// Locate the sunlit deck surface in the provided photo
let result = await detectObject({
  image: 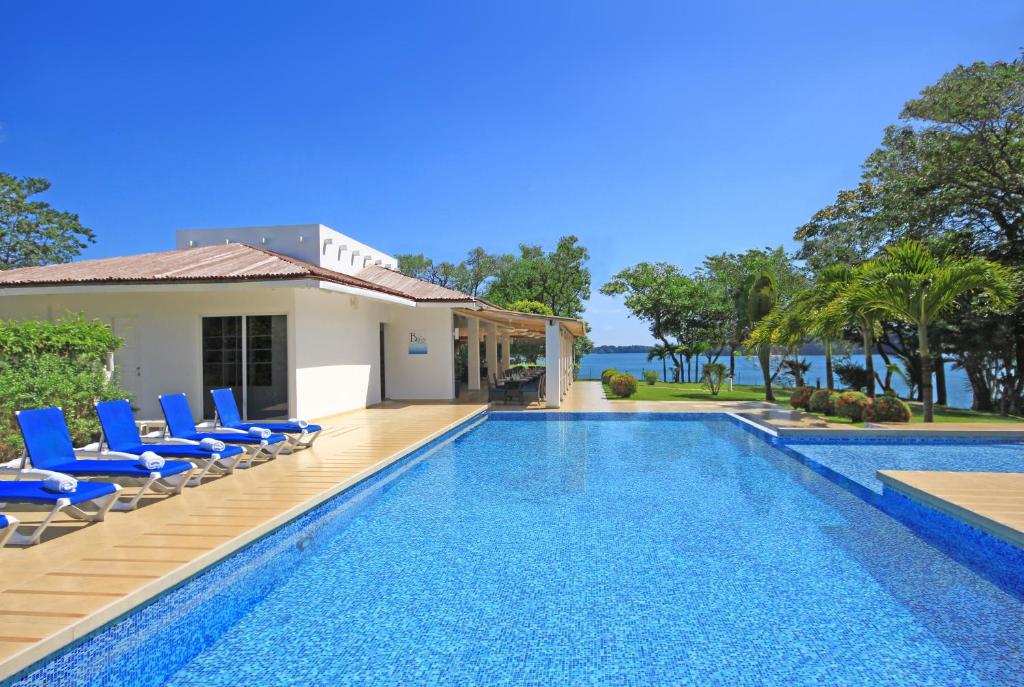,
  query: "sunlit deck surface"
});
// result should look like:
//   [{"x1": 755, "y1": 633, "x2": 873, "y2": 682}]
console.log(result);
[
  {"x1": 878, "y1": 470, "x2": 1024, "y2": 549},
  {"x1": 0, "y1": 400, "x2": 485, "y2": 682}
]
